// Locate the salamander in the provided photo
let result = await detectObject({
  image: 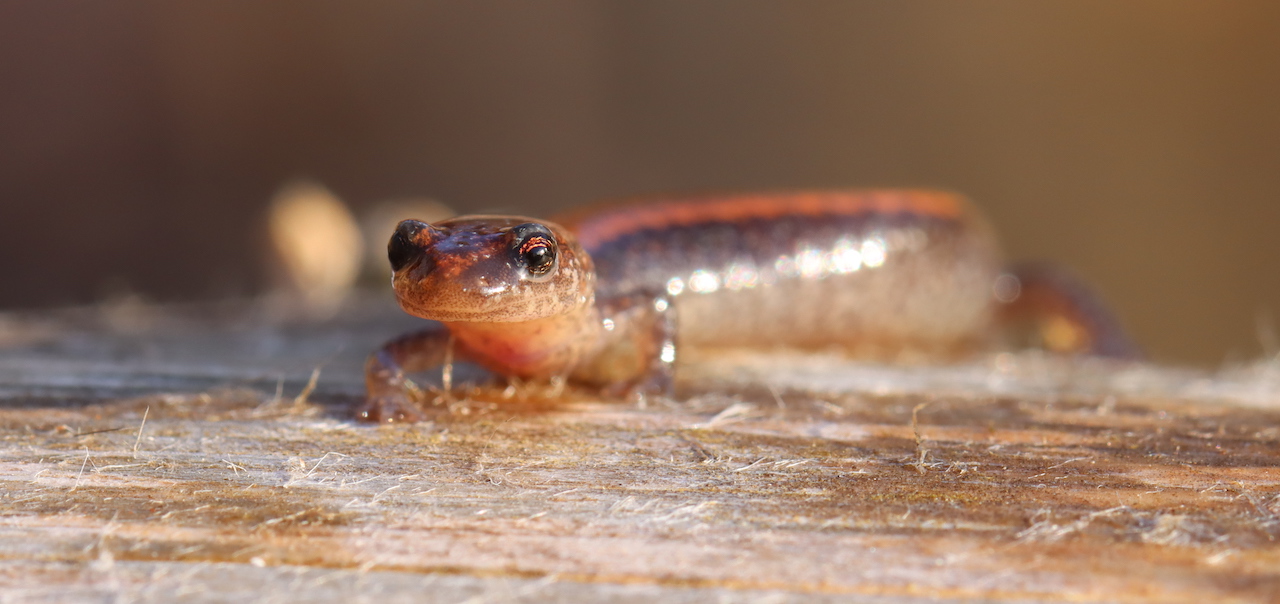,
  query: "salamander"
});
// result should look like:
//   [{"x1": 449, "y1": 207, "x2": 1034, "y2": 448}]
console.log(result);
[{"x1": 359, "y1": 189, "x2": 1135, "y2": 422}]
